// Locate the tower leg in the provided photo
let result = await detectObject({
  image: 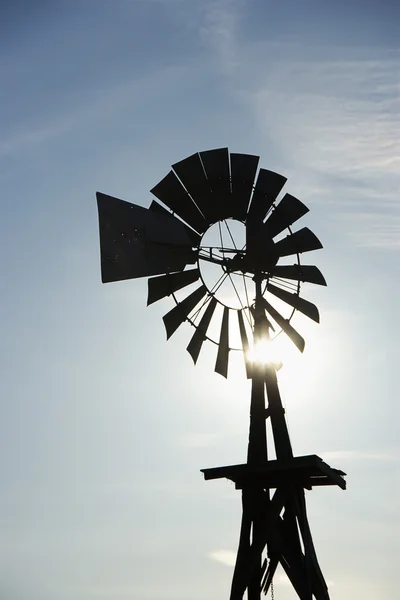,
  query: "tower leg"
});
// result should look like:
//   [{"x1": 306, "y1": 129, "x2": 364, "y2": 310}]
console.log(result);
[
  {"x1": 230, "y1": 491, "x2": 252, "y2": 600},
  {"x1": 247, "y1": 488, "x2": 266, "y2": 600}
]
